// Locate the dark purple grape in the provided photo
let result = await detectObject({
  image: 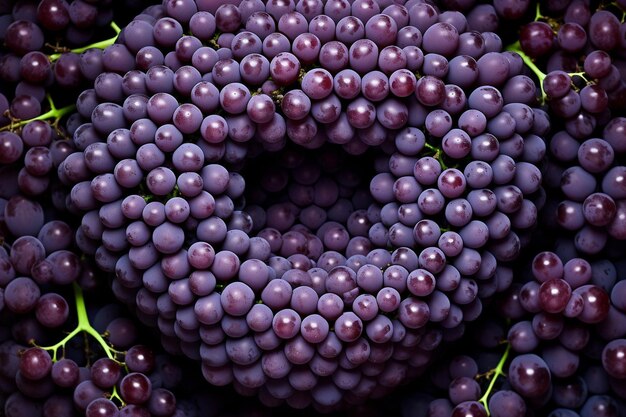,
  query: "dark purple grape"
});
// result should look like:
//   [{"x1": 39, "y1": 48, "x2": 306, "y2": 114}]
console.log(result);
[
  {"x1": 588, "y1": 10, "x2": 621, "y2": 51},
  {"x1": 119, "y1": 372, "x2": 152, "y2": 405},
  {"x1": 520, "y1": 21, "x2": 555, "y2": 57},
  {"x1": 19, "y1": 347, "x2": 52, "y2": 380},
  {"x1": 5, "y1": 20, "x2": 44, "y2": 54},
  {"x1": 508, "y1": 354, "x2": 551, "y2": 398}
]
